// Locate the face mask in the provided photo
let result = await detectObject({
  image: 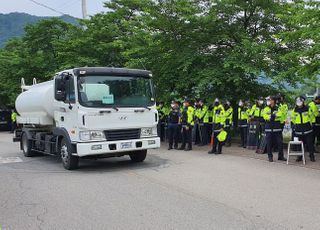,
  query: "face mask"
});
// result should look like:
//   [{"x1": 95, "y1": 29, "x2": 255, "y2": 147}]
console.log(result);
[
  {"x1": 266, "y1": 101, "x2": 271, "y2": 106},
  {"x1": 239, "y1": 102, "x2": 243, "y2": 106},
  {"x1": 296, "y1": 101, "x2": 303, "y2": 107},
  {"x1": 259, "y1": 100, "x2": 264, "y2": 105},
  {"x1": 171, "y1": 104, "x2": 175, "y2": 108}
]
